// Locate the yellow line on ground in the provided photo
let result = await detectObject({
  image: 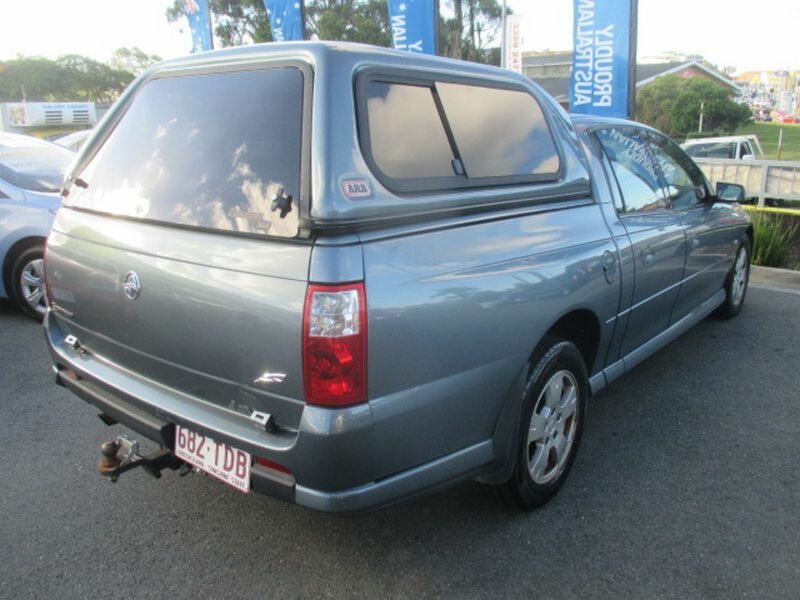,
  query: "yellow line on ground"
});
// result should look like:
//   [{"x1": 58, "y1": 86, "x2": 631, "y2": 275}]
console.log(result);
[{"x1": 741, "y1": 205, "x2": 800, "y2": 216}]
